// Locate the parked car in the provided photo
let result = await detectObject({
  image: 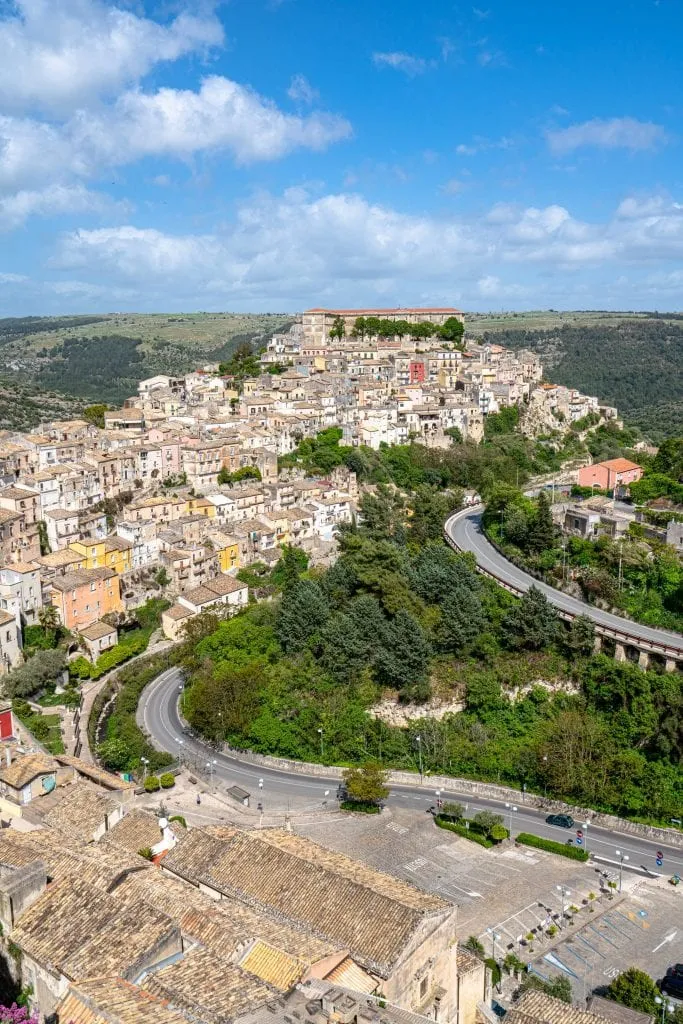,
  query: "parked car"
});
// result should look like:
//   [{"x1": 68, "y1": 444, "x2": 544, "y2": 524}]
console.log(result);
[
  {"x1": 660, "y1": 964, "x2": 683, "y2": 998},
  {"x1": 545, "y1": 814, "x2": 575, "y2": 828}
]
